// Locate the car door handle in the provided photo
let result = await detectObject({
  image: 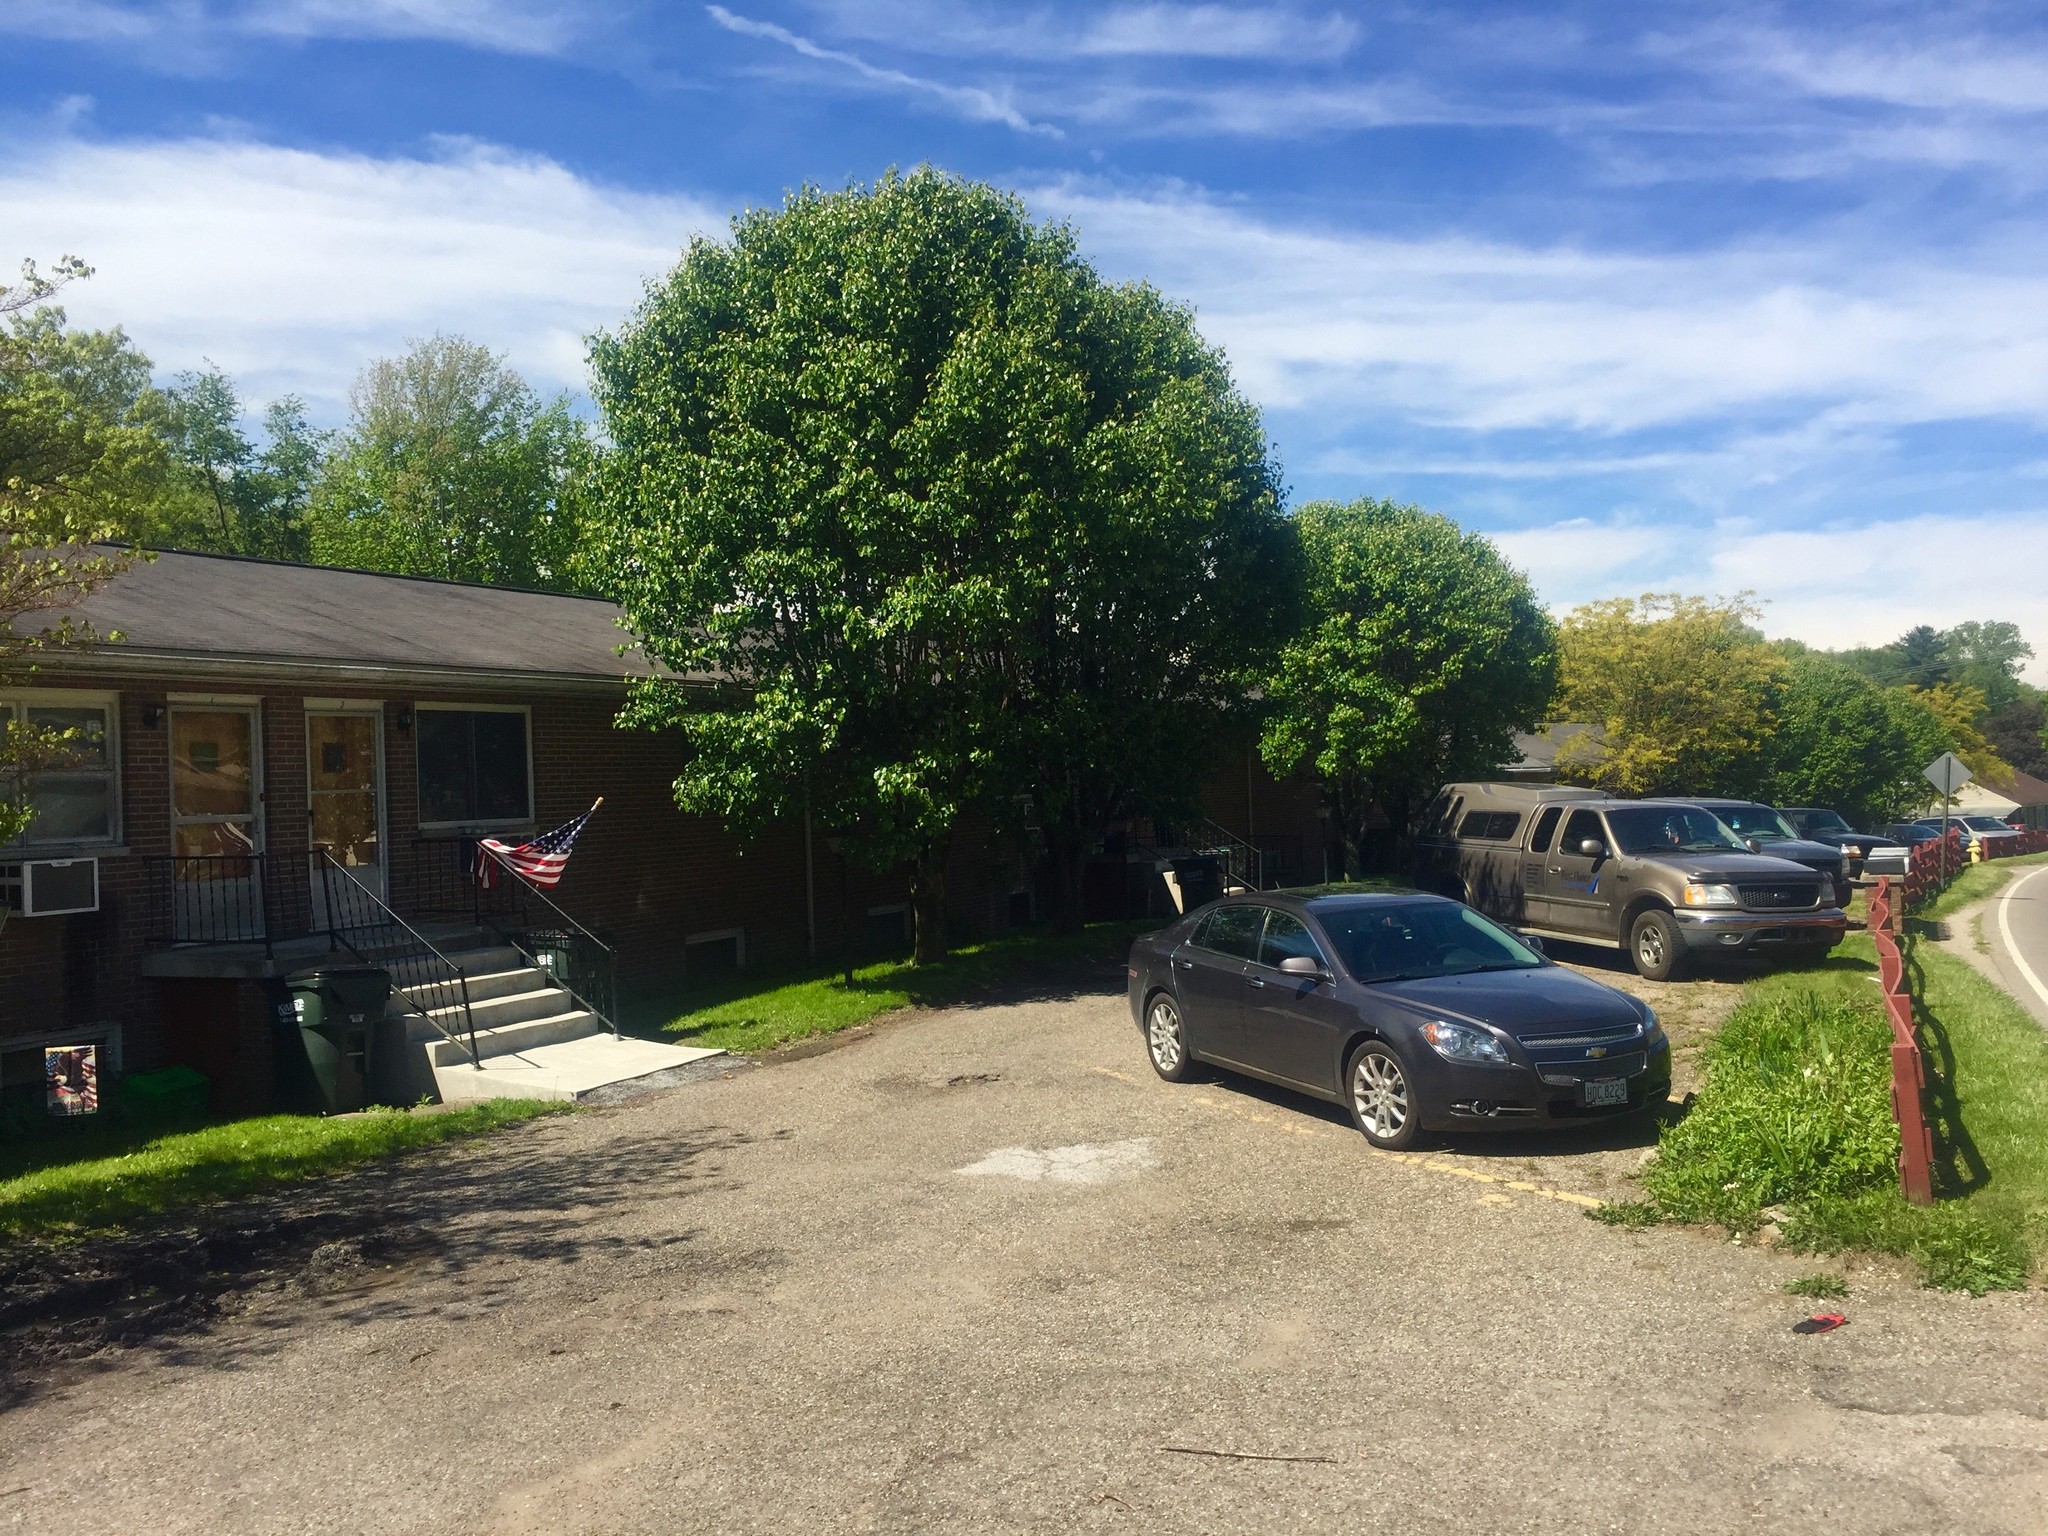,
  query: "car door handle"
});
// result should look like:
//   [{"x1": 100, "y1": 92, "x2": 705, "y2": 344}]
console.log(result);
[
  {"x1": 1173, "y1": 958, "x2": 1193, "y2": 970},
  {"x1": 1547, "y1": 865, "x2": 1564, "y2": 874},
  {"x1": 1246, "y1": 975, "x2": 1267, "y2": 988}
]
